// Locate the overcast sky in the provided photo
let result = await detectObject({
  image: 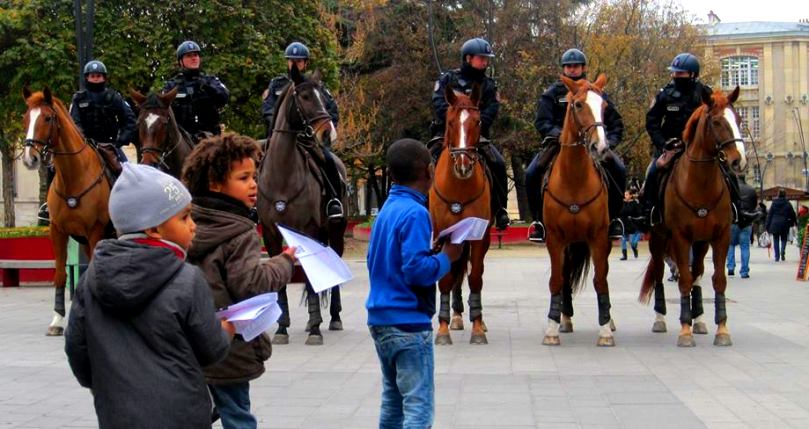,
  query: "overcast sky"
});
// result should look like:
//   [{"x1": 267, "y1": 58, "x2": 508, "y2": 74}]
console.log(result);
[{"x1": 675, "y1": 0, "x2": 809, "y2": 23}]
